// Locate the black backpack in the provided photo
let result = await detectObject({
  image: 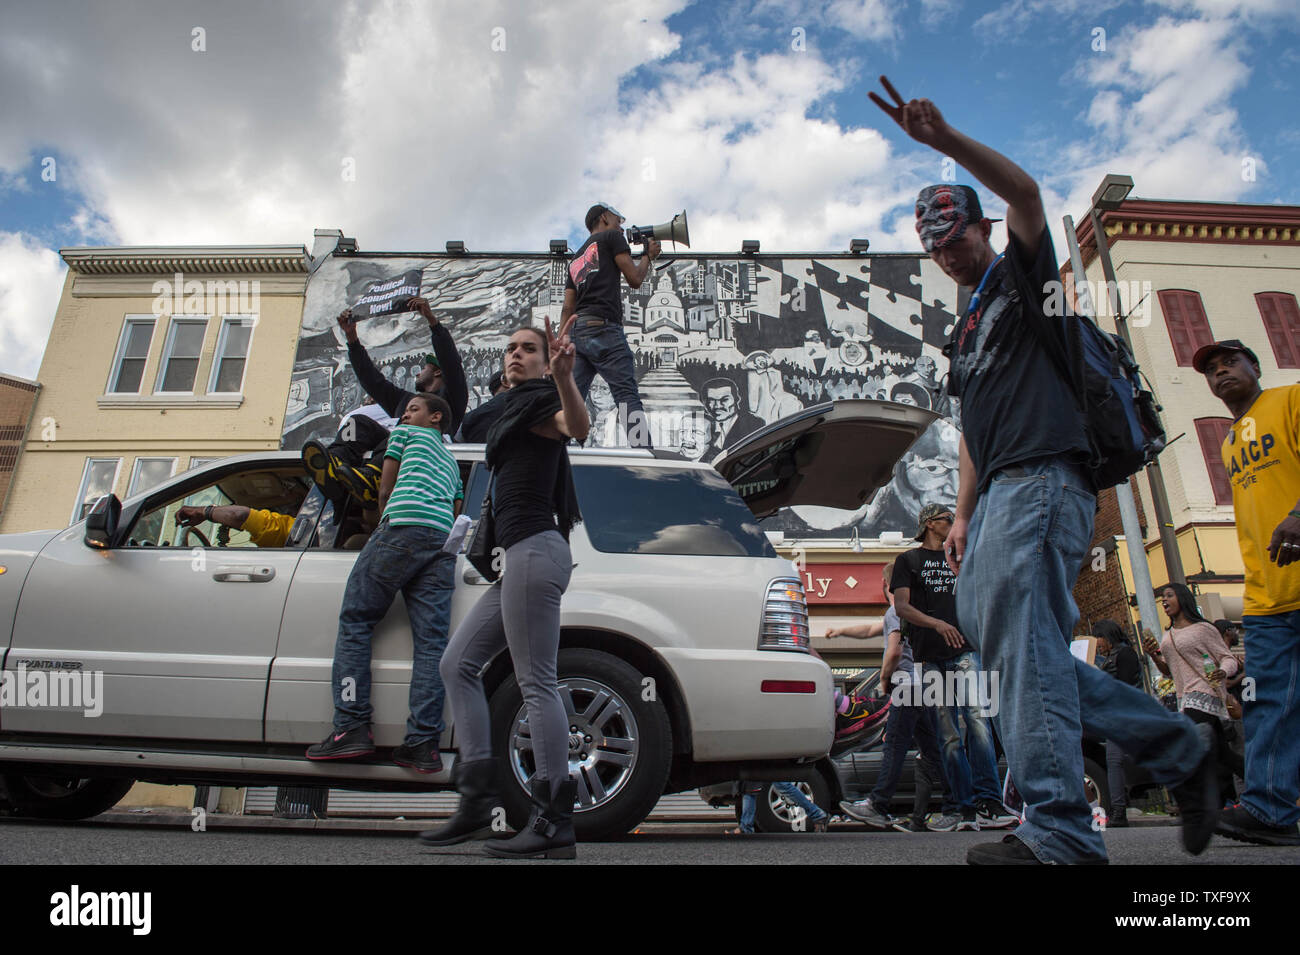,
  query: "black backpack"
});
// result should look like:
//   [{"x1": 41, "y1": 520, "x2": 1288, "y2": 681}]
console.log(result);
[{"x1": 1010, "y1": 266, "x2": 1167, "y2": 490}]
